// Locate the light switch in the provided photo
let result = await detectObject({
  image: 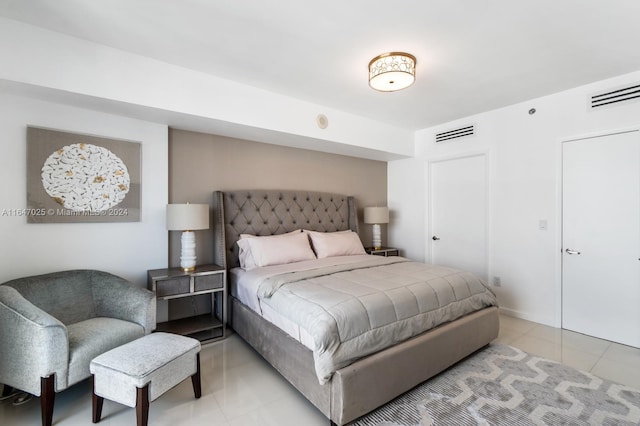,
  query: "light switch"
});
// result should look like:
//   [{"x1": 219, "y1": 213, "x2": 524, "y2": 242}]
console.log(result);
[{"x1": 539, "y1": 219, "x2": 548, "y2": 230}]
